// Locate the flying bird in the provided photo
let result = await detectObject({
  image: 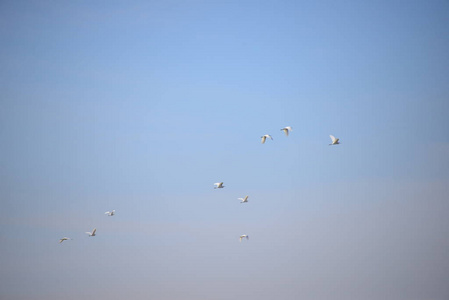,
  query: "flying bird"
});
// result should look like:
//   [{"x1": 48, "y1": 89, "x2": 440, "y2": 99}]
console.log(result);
[
  {"x1": 280, "y1": 126, "x2": 292, "y2": 136},
  {"x1": 86, "y1": 228, "x2": 96, "y2": 237},
  {"x1": 261, "y1": 134, "x2": 273, "y2": 144},
  {"x1": 214, "y1": 182, "x2": 225, "y2": 189},
  {"x1": 238, "y1": 196, "x2": 249, "y2": 203},
  {"x1": 239, "y1": 235, "x2": 249, "y2": 242},
  {"x1": 329, "y1": 135, "x2": 340, "y2": 145},
  {"x1": 105, "y1": 210, "x2": 115, "y2": 216},
  {"x1": 59, "y1": 237, "x2": 71, "y2": 244}
]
